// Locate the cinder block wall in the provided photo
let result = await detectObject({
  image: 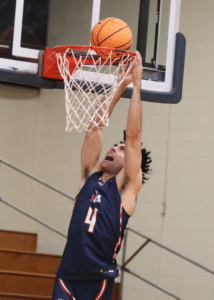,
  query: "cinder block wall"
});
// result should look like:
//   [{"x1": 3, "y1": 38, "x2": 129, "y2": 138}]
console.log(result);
[{"x1": 0, "y1": 0, "x2": 214, "y2": 299}]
